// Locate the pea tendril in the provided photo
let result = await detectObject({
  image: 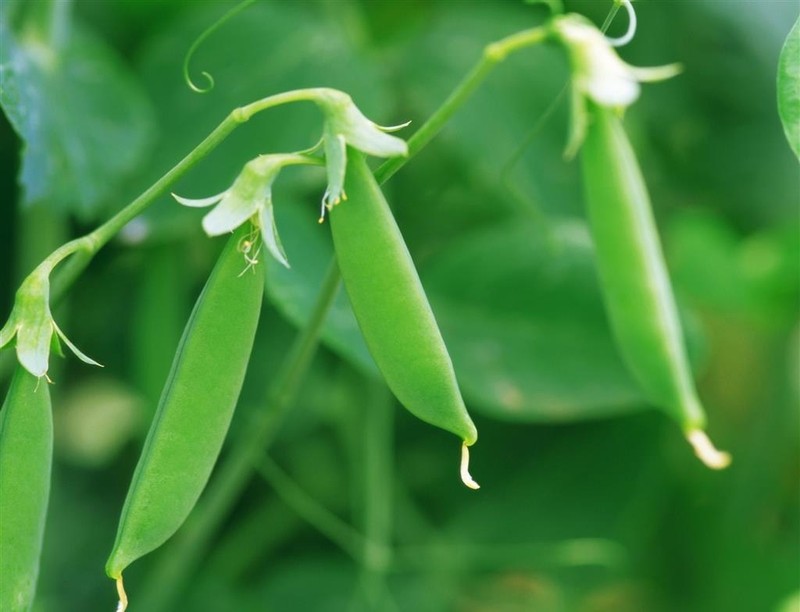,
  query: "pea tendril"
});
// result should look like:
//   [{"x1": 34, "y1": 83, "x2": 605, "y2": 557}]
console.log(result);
[{"x1": 182, "y1": 0, "x2": 257, "y2": 93}]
